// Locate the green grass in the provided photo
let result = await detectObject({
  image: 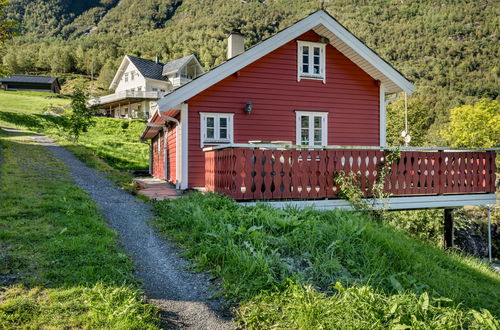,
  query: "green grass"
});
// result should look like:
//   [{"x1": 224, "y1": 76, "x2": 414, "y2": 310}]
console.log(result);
[
  {"x1": 0, "y1": 91, "x2": 149, "y2": 189},
  {"x1": 0, "y1": 129, "x2": 159, "y2": 329},
  {"x1": 153, "y1": 193, "x2": 500, "y2": 328},
  {"x1": 0, "y1": 90, "x2": 70, "y2": 114}
]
